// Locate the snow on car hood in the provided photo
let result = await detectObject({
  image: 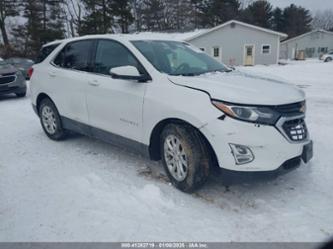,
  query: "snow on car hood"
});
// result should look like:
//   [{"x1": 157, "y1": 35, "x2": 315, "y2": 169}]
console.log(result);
[{"x1": 168, "y1": 71, "x2": 305, "y2": 106}]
